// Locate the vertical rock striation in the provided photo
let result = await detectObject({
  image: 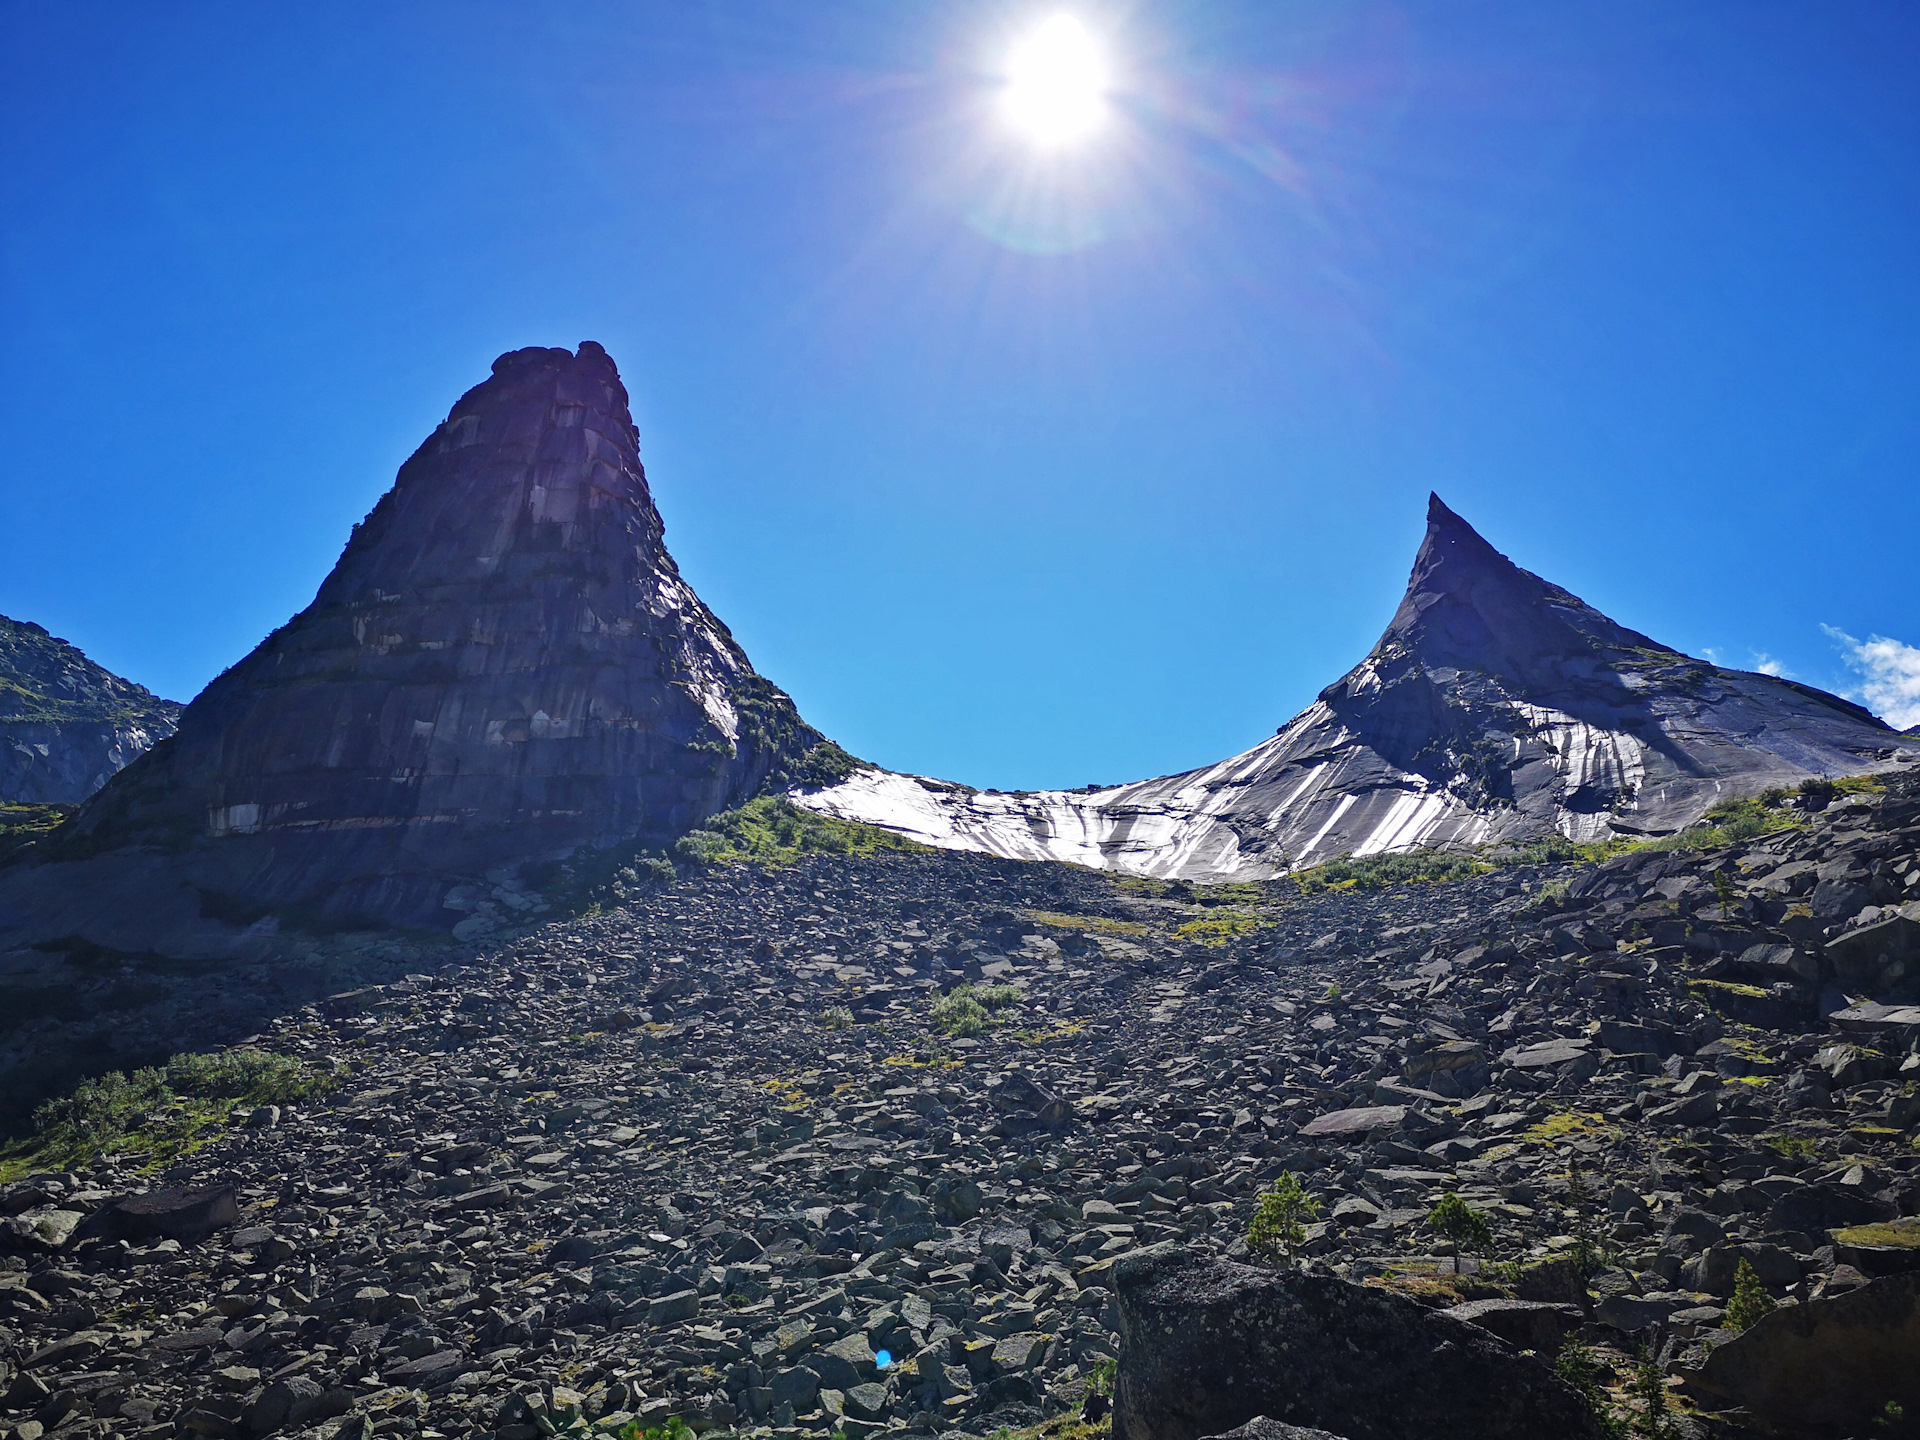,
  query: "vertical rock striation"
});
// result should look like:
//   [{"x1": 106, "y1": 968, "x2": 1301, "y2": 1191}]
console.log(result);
[
  {"x1": 34, "y1": 343, "x2": 820, "y2": 927},
  {"x1": 0, "y1": 615, "x2": 181, "y2": 804}
]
